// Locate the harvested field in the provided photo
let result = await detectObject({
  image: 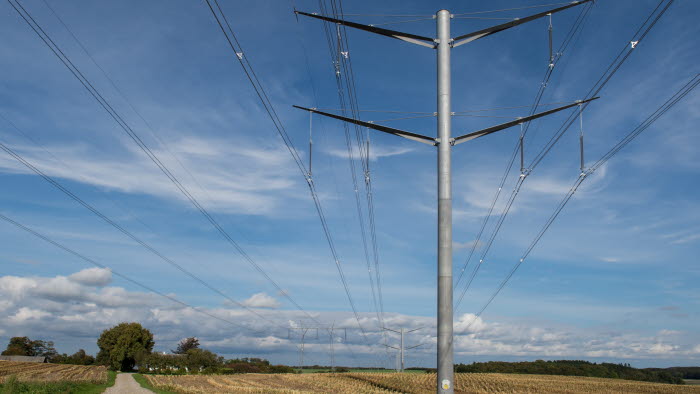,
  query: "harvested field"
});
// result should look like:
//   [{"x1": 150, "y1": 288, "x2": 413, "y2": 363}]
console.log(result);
[
  {"x1": 0, "y1": 360, "x2": 108, "y2": 383},
  {"x1": 144, "y1": 372, "x2": 700, "y2": 393}
]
